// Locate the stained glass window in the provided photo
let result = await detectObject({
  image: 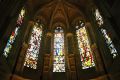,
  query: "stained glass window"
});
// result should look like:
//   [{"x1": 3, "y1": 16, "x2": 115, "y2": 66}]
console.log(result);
[
  {"x1": 95, "y1": 9, "x2": 118, "y2": 58},
  {"x1": 24, "y1": 23, "x2": 42, "y2": 69},
  {"x1": 95, "y1": 9, "x2": 104, "y2": 27},
  {"x1": 101, "y1": 29, "x2": 118, "y2": 58},
  {"x1": 3, "y1": 8, "x2": 25, "y2": 57},
  {"x1": 76, "y1": 26, "x2": 95, "y2": 69},
  {"x1": 53, "y1": 27, "x2": 65, "y2": 72}
]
